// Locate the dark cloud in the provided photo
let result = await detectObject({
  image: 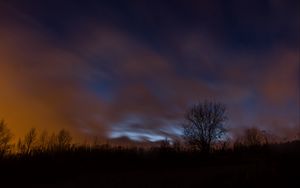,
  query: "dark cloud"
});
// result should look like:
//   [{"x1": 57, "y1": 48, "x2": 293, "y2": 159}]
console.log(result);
[{"x1": 0, "y1": 0, "x2": 299, "y2": 141}]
